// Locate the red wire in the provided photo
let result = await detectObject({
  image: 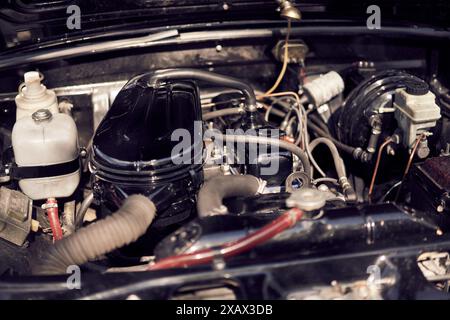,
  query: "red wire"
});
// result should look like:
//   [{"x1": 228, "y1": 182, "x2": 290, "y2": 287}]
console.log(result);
[
  {"x1": 148, "y1": 208, "x2": 304, "y2": 271},
  {"x1": 46, "y1": 198, "x2": 63, "y2": 241}
]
